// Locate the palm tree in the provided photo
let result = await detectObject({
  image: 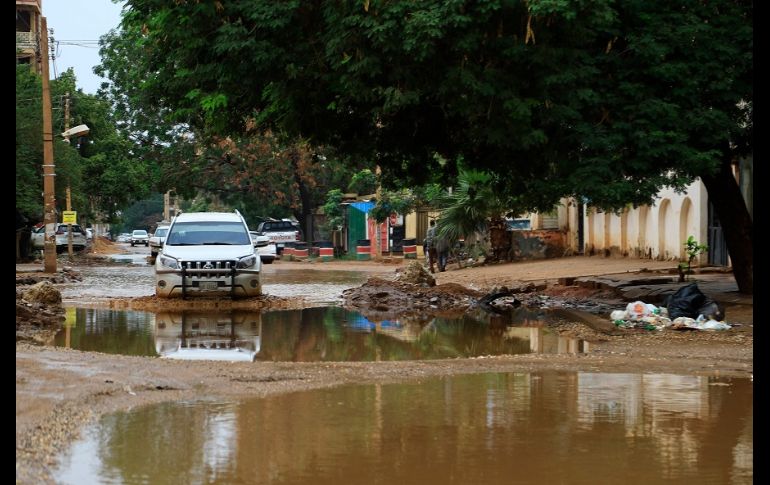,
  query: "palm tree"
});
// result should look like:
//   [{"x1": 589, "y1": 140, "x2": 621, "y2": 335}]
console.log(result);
[{"x1": 434, "y1": 169, "x2": 508, "y2": 259}]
